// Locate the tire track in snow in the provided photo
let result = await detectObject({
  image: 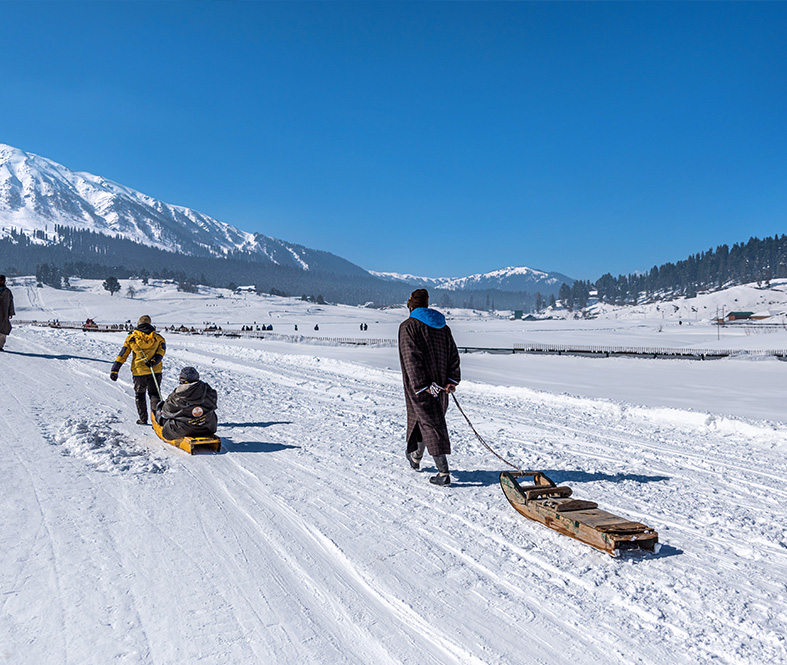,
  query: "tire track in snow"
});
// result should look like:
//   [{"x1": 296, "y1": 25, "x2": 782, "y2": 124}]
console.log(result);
[
  {"x1": 164, "y1": 342, "x2": 612, "y2": 663},
  {"x1": 11, "y1": 327, "x2": 787, "y2": 665},
  {"x1": 166, "y1": 342, "x2": 652, "y2": 662},
  {"x1": 164, "y1": 335, "x2": 787, "y2": 665},
  {"x1": 206, "y1": 453, "x2": 490, "y2": 665},
  {"x1": 0, "y1": 341, "x2": 161, "y2": 664},
  {"x1": 0, "y1": 401, "x2": 70, "y2": 665}
]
